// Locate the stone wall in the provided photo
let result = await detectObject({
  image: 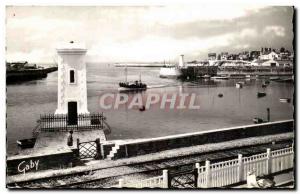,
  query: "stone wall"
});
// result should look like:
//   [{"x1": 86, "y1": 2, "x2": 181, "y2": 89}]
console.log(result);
[
  {"x1": 107, "y1": 120, "x2": 293, "y2": 160},
  {"x1": 7, "y1": 150, "x2": 75, "y2": 176}
]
